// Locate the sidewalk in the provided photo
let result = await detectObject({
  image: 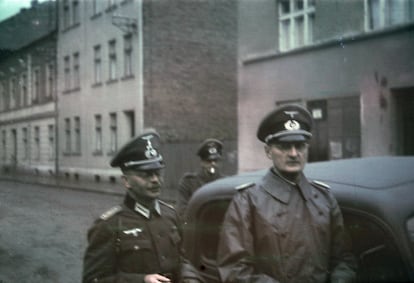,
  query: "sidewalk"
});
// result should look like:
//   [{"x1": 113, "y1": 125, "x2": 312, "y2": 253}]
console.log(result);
[{"x1": 0, "y1": 172, "x2": 178, "y2": 203}]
